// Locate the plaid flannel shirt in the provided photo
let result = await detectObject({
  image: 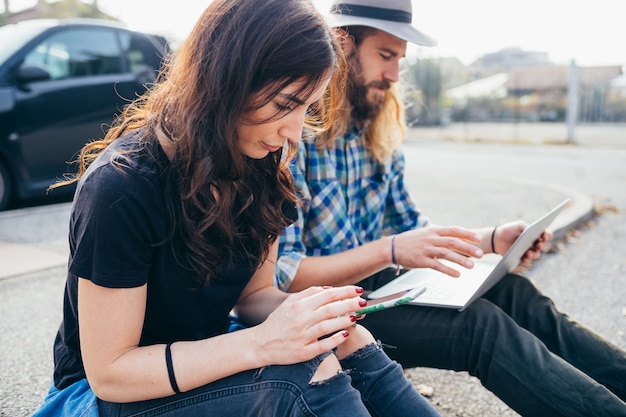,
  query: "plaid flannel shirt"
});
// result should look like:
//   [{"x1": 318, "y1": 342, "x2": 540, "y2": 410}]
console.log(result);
[{"x1": 276, "y1": 125, "x2": 426, "y2": 290}]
